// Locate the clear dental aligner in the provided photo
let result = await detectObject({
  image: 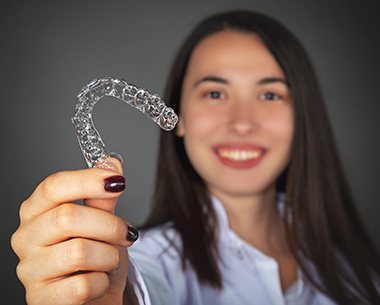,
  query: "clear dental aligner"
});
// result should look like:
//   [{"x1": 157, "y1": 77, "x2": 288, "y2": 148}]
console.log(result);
[{"x1": 72, "y1": 77, "x2": 178, "y2": 168}]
